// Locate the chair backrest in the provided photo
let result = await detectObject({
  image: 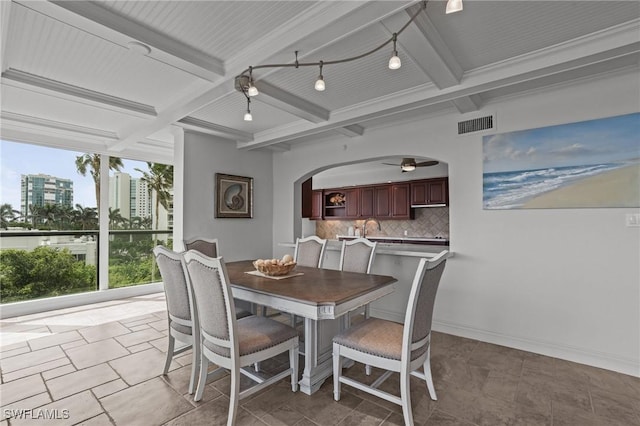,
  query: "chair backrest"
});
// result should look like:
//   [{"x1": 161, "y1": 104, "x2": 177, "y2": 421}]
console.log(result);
[
  {"x1": 183, "y1": 250, "x2": 238, "y2": 359},
  {"x1": 339, "y1": 238, "x2": 377, "y2": 274},
  {"x1": 153, "y1": 246, "x2": 193, "y2": 330},
  {"x1": 402, "y1": 250, "x2": 448, "y2": 362},
  {"x1": 184, "y1": 237, "x2": 219, "y2": 258},
  {"x1": 294, "y1": 236, "x2": 327, "y2": 268}
]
